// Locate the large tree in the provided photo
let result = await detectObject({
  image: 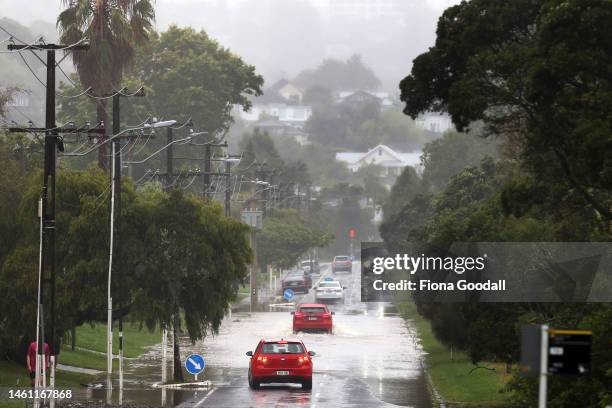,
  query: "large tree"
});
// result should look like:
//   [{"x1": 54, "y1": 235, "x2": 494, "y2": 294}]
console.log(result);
[
  {"x1": 400, "y1": 0, "x2": 612, "y2": 220},
  {"x1": 294, "y1": 55, "x2": 381, "y2": 92},
  {"x1": 129, "y1": 26, "x2": 263, "y2": 135},
  {"x1": 58, "y1": 0, "x2": 155, "y2": 169}
]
